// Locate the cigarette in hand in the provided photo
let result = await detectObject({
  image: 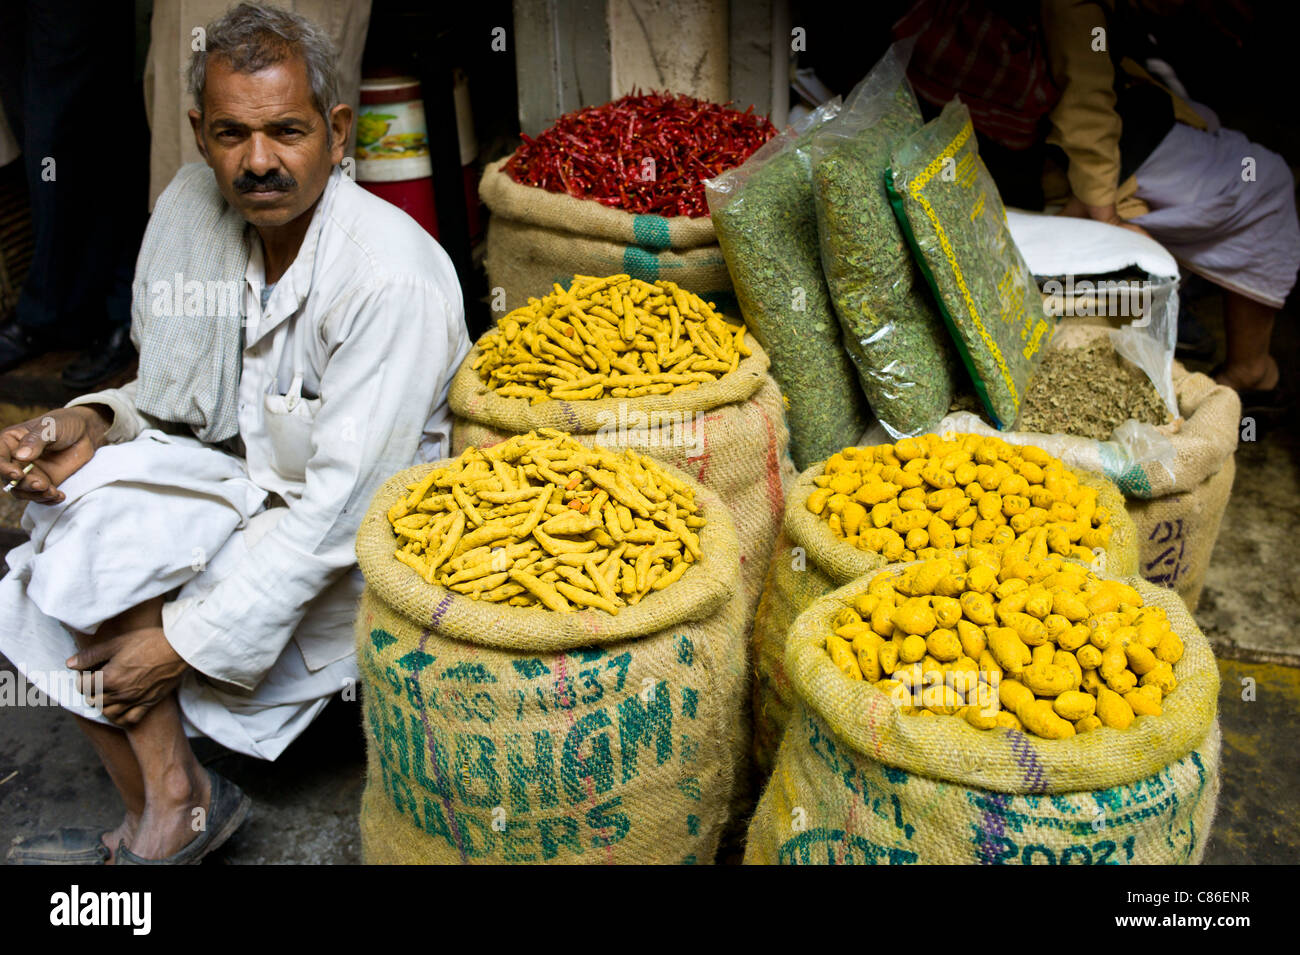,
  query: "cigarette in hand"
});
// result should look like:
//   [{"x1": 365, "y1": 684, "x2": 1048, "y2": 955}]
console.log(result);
[{"x1": 4, "y1": 462, "x2": 35, "y2": 493}]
